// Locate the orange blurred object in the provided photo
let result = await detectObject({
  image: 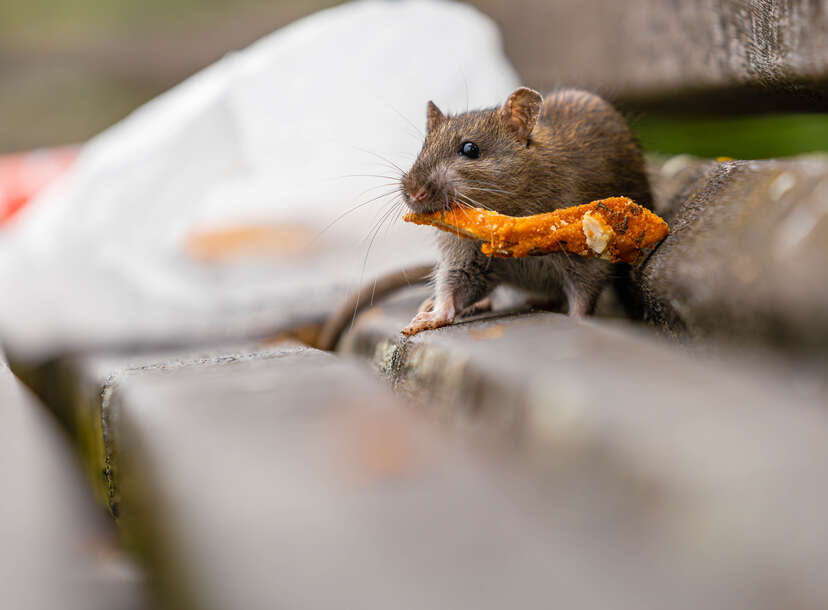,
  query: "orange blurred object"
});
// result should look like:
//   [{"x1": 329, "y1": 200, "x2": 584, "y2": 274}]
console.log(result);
[
  {"x1": 186, "y1": 224, "x2": 318, "y2": 262},
  {"x1": 0, "y1": 147, "x2": 78, "y2": 225}
]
